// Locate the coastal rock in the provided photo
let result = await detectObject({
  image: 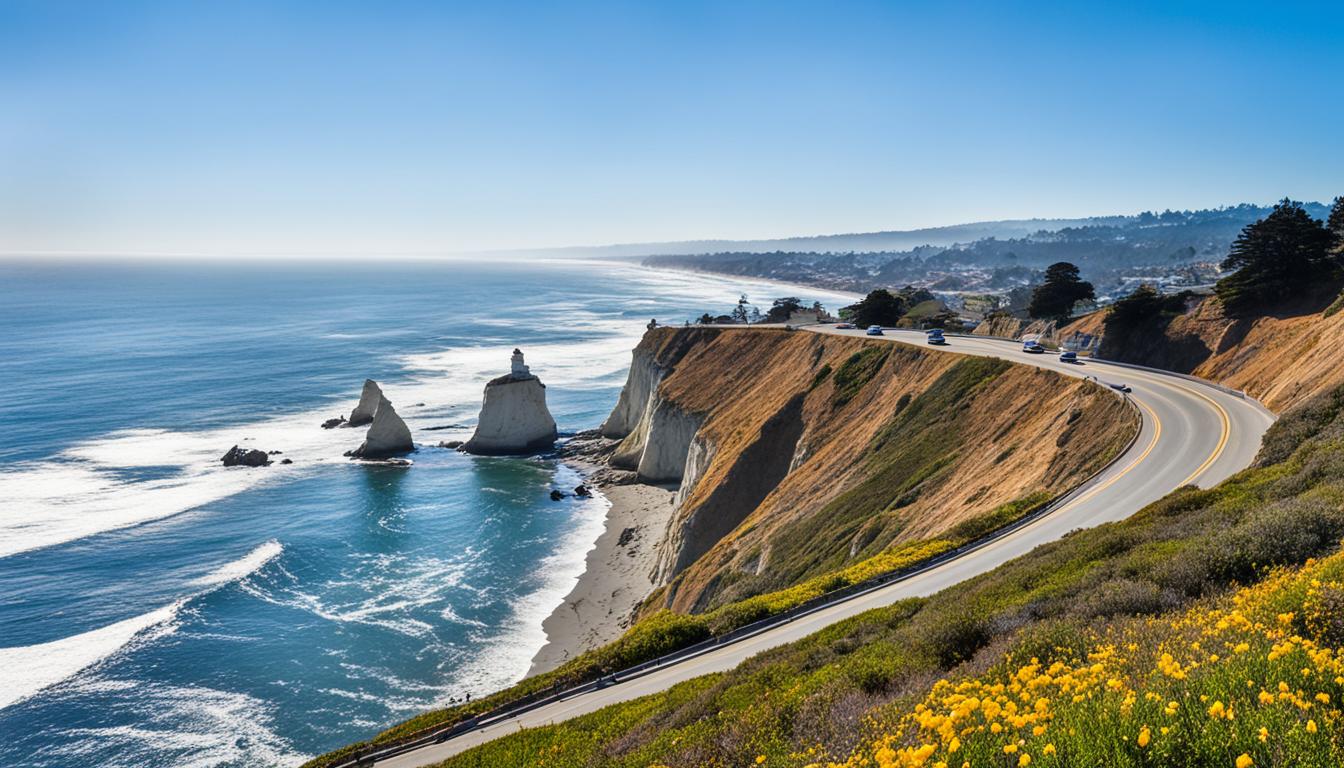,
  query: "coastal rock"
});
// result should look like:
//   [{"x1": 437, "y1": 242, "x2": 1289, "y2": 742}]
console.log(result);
[
  {"x1": 347, "y1": 394, "x2": 415, "y2": 459},
  {"x1": 550, "y1": 490, "x2": 566, "y2": 501},
  {"x1": 221, "y1": 445, "x2": 271, "y2": 467},
  {"x1": 574, "y1": 485, "x2": 592, "y2": 497},
  {"x1": 347, "y1": 379, "x2": 382, "y2": 427},
  {"x1": 321, "y1": 416, "x2": 347, "y2": 429},
  {"x1": 462, "y1": 350, "x2": 558, "y2": 455},
  {"x1": 437, "y1": 440, "x2": 464, "y2": 449},
  {"x1": 280, "y1": 458, "x2": 293, "y2": 465}
]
